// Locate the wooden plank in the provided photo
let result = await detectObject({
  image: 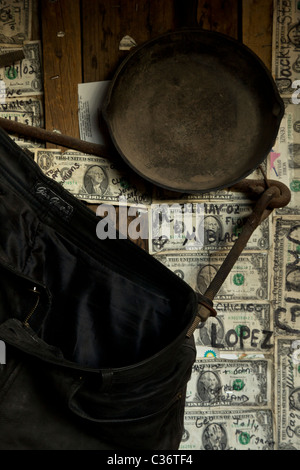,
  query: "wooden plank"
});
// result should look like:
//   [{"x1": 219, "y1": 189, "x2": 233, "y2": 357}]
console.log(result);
[
  {"x1": 41, "y1": 0, "x2": 82, "y2": 144},
  {"x1": 31, "y1": 0, "x2": 41, "y2": 40},
  {"x1": 146, "y1": 0, "x2": 177, "y2": 33},
  {"x1": 197, "y1": 0, "x2": 239, "y2": 38},
  {"x1": 81, "y1": 0, "x2": 176, "y2": 83},
  {"x1": 242, "y1": 0, "x2": 273, "y2": 70},
  {"x1": 81, "y1": 0, "x2": 240, "y2": 81}
]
